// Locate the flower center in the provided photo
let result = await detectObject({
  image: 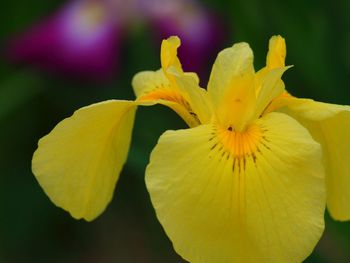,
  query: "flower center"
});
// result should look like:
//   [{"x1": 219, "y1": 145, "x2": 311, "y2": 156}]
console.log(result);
[
  {"x1": 217, "y1": 124, "x2": 263, "y2": 158},
  {"x1": 209, "y1": 123, "x2": 268, "y2": 173}
]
